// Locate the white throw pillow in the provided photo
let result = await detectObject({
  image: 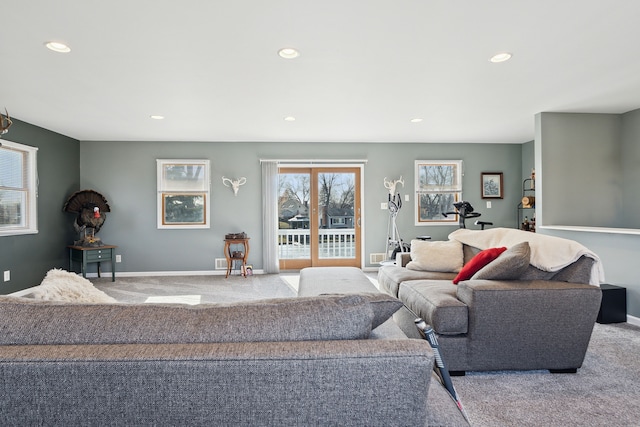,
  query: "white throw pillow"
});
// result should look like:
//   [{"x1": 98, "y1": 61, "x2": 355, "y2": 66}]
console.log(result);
[
  {"x1": 406, "y1": 239, "x2": 464, "y2": 273},
  {"x1": 29, "y1": 269, "x2": 117, "y2": 303}
]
